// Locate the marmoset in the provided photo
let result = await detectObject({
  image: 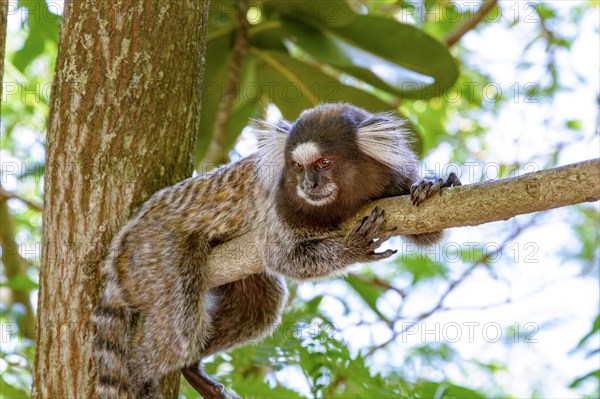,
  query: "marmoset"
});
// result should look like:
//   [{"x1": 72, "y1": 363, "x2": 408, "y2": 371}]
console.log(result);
[{"x1": 92, "y1": 103, "x2": 461, "y2": 399}]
